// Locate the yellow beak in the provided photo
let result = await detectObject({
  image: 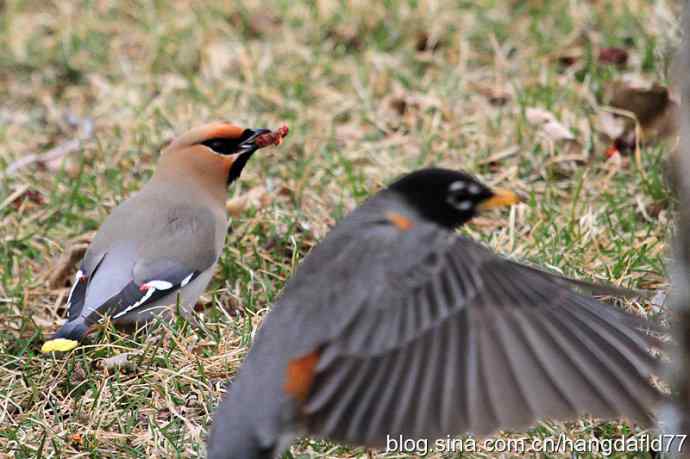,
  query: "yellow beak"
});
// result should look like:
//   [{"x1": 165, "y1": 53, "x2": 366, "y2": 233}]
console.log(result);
[{"x1": 478, "y1": 188, "x2": 521, "y2": 210}]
